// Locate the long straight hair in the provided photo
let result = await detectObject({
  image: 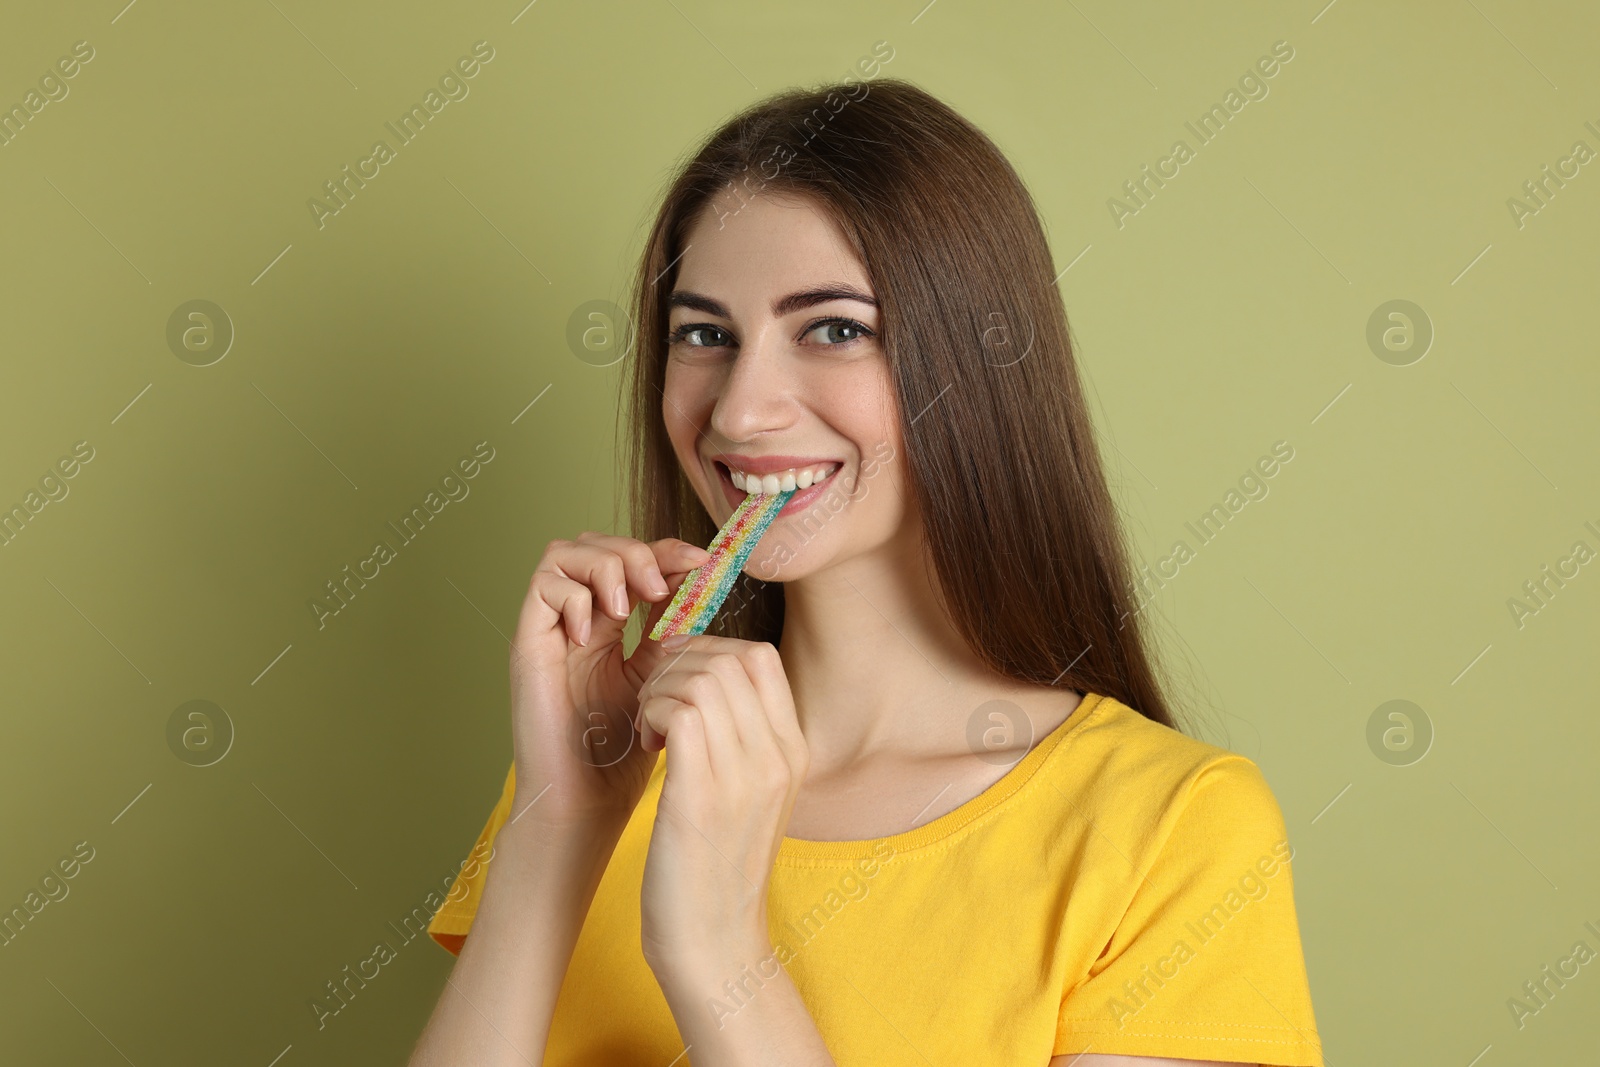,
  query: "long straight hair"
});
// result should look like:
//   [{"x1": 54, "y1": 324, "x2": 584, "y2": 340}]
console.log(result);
[{"x1": 621, "y1": 78, "x2": 1177, "y2": 730}]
